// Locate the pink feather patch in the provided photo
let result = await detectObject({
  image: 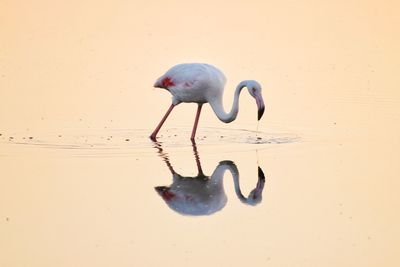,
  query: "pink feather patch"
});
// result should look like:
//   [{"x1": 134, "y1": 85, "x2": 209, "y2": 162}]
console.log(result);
[
  {"x1": 161, "y1": 77, "x2": 175, "y2": 87},
  {"x1": 162, "y1": 190, "x2": 175, "y2": 201}
]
